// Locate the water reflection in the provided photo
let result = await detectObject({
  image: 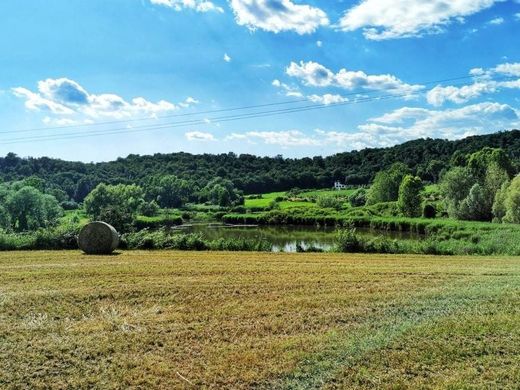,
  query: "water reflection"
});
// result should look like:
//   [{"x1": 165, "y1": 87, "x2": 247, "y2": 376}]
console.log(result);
[{"x1": 173, "y1": 224, "x2": 420, "y2": 253}]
